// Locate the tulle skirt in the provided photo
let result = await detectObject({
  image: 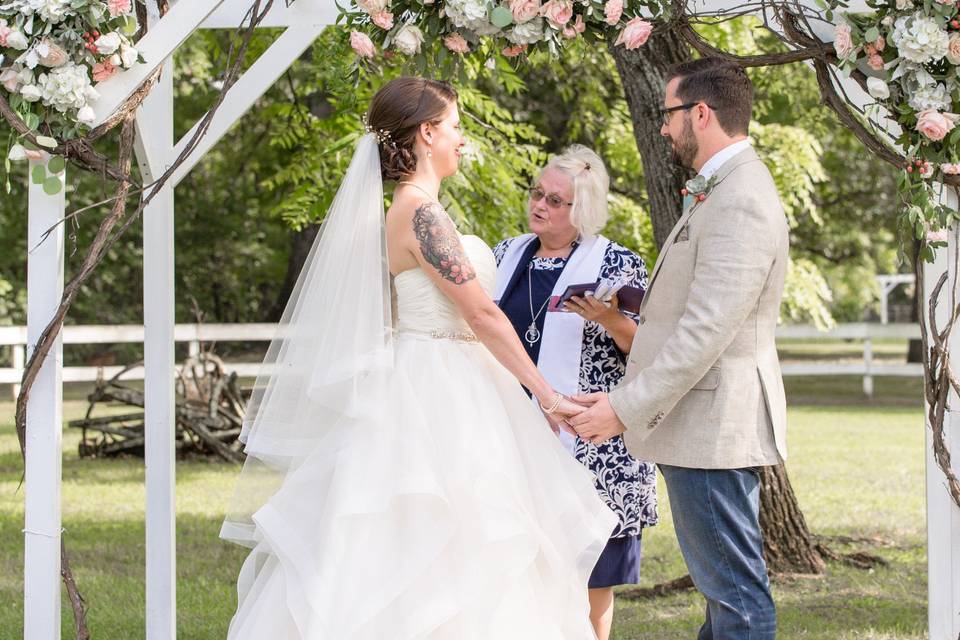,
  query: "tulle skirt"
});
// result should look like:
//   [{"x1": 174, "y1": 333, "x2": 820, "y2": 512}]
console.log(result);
[{"x1": 226, "y1": 332, "x2": 617, "y2": 639}]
